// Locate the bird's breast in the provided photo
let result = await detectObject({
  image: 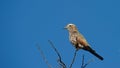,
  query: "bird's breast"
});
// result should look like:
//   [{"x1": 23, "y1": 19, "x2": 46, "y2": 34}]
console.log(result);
[{"x1": 69, "y1": 34, "x2": 77, "y2": 45}]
